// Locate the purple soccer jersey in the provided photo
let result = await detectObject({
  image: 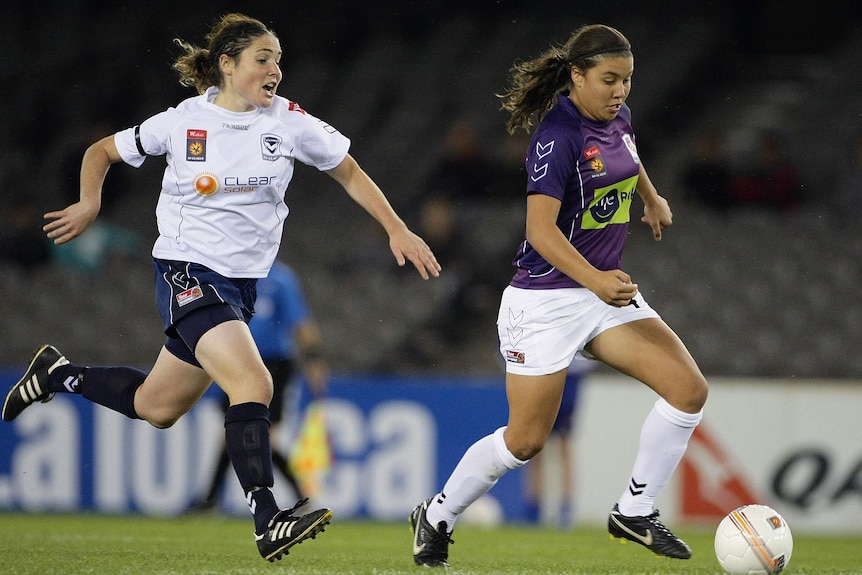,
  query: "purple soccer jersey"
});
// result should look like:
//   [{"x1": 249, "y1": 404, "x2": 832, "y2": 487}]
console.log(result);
[{"x1": 510, "y1": 93, "x2": 641, "y2": 289}]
